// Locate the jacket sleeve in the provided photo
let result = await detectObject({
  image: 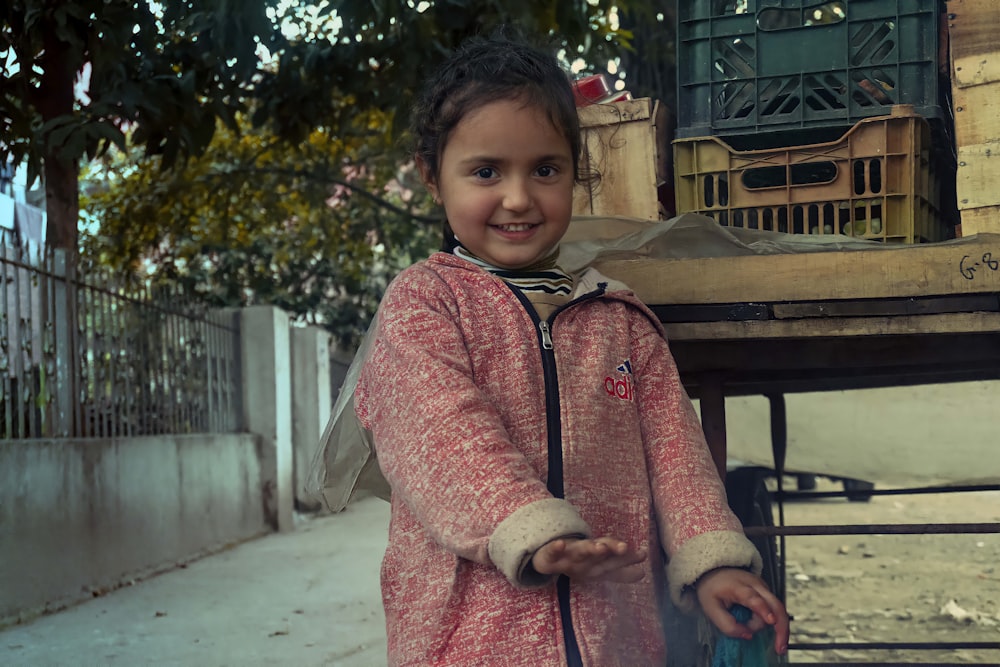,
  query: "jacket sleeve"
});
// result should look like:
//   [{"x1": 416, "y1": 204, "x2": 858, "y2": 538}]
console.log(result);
[
  {"x1": 355, "y1": 267, "x2": 590, "y2": 587},
  {"x1": 632, "y1": 321, "x2": 762, "y2": 612}
]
